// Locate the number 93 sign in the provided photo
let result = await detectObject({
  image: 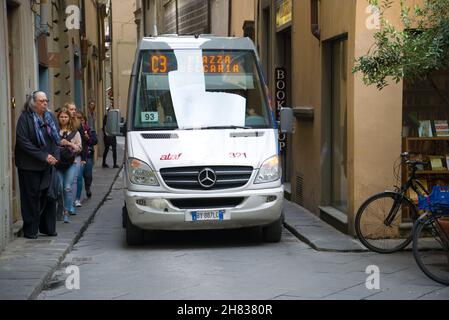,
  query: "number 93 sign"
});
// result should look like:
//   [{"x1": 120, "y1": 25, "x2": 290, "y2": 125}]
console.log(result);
[{"x1": 141, "y1": 112, "x2": 159, "y2": 123}]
